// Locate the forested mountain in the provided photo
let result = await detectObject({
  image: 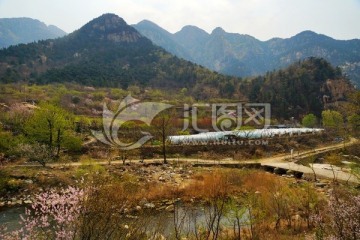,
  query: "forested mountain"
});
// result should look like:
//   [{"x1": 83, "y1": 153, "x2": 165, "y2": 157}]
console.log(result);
[
  {"x1": 133, "y1": 21, "x2": 360, "y2": 86},
  {"x1": 0, "y1": 18, "x2": 66, "y2": 48},
  {"x1": 244, "y1": 58, "x2": 354, "y2": 119},
  {"x1": 0, "y1": 14, "x2": 354, "y2": 119},
  {"x1": 0, "y1": 14, "x2": 240, "y2": 93}
]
